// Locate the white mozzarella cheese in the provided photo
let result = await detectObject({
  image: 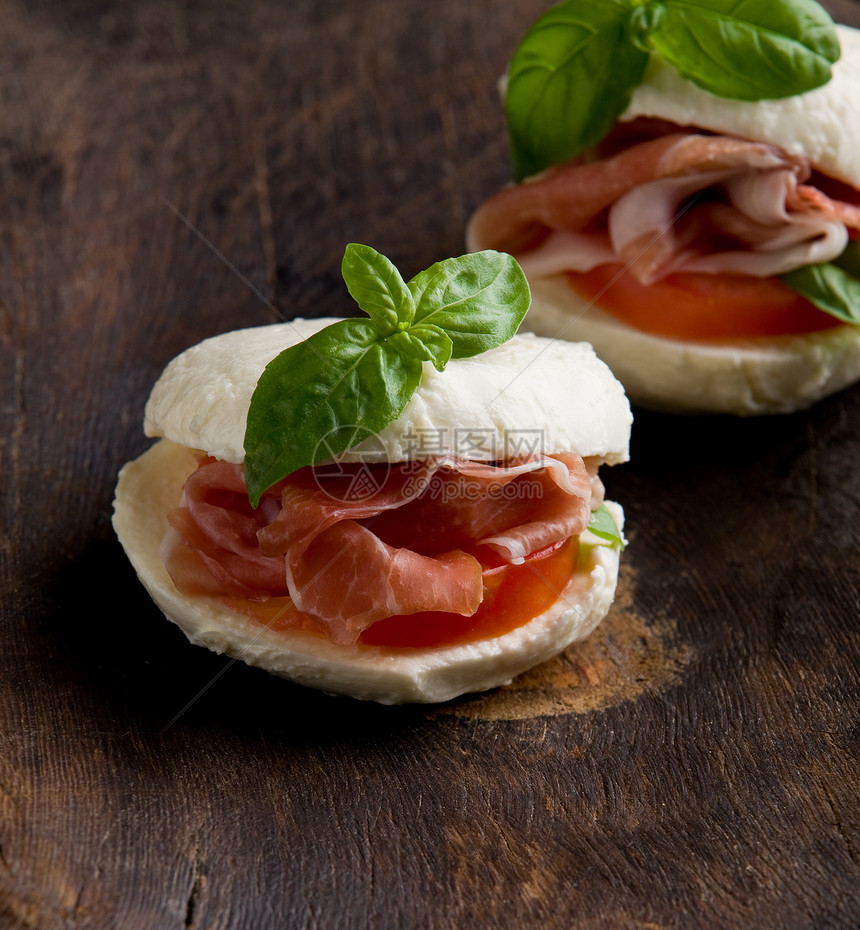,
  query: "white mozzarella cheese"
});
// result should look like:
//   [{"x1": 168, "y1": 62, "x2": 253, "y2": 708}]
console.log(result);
[
  {"x1": 527, "y1": 276, "x2": 860, "y2": 415},
  {"x1": 622, "y1": 25, "x2": 860, "y2": 188},
  {"x1": 113, "y1": 439, "x2": 623, "y2": 704},
  {"x1": 144, "y1": 318, "x2": 632, "y2": 465}
]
